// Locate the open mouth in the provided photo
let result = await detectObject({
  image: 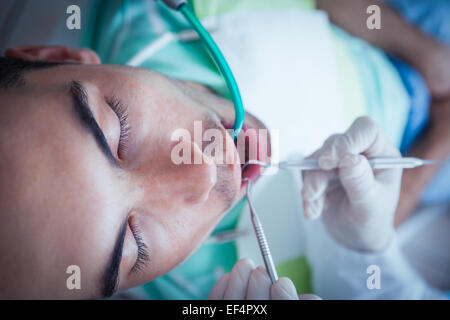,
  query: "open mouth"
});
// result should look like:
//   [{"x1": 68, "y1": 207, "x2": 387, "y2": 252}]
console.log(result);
[{"x1": 221, "y1": 121, "x2": 267, "y2": 188}]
